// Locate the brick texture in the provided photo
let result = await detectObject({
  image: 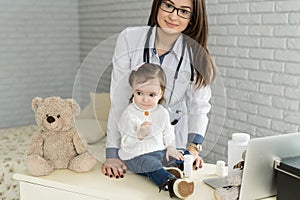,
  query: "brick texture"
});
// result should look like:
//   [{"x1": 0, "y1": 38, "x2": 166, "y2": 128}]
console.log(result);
[
  {"x1": 205, "y1": 0, "x2": 300, "y2": 164},
  {"x1": 0, "y1": 0, "x2": 80, "y2": 129}
]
